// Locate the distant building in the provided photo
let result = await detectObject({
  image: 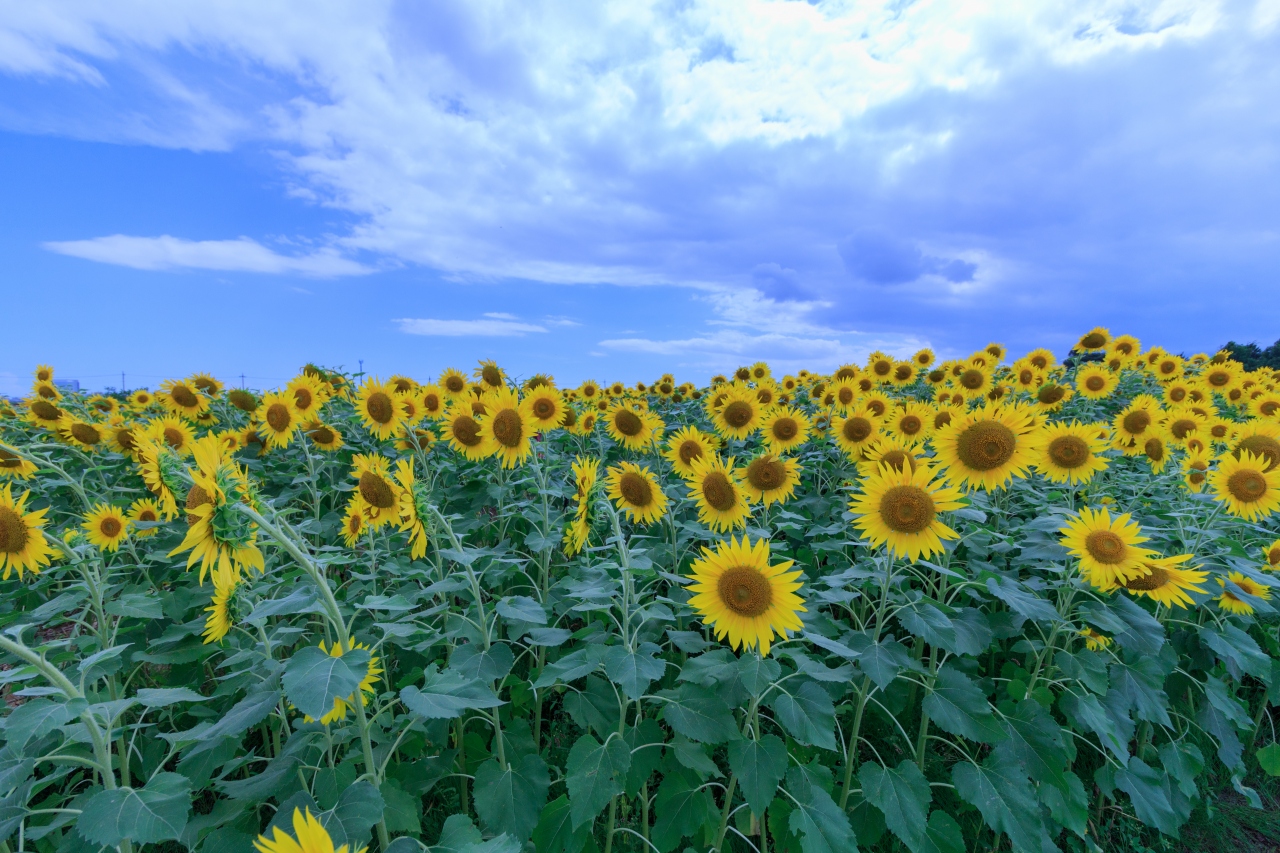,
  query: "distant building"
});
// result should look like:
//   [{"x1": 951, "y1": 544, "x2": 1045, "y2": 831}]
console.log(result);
[{"x1": 54, "y1": 380, "x2": 80, "y2": 392}]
